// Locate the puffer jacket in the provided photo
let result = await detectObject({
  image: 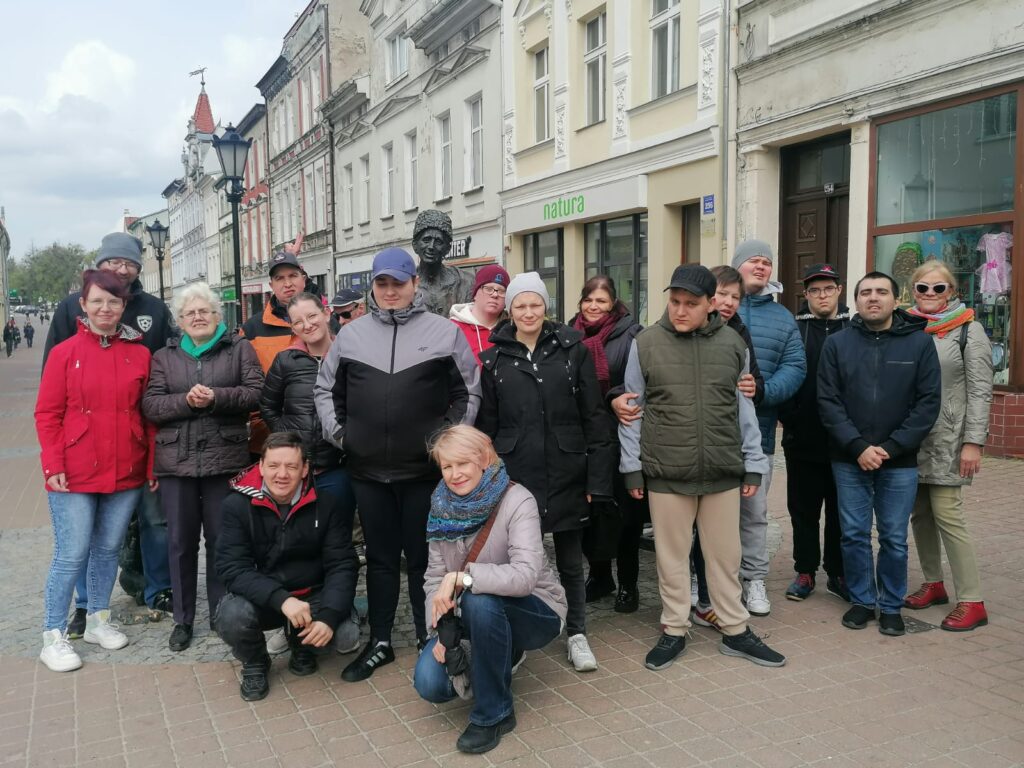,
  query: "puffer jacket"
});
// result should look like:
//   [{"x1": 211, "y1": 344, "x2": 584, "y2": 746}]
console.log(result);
[
  {"x1": 142, "y1": 333, "x2": 264, "y2": 477},
  {"x1": 449, "y1": 302, "x2": 500, "y2": 365},
  {"x1": 737, "y1": 283, "x2": 806, "y2": 454},
  {"x1": 260, "y1": 338, "x2": 344, "y2": 471},
  {"x1": 476, "y1": 320, "x2": 615, "y2": 533},
  {"x1": 917, "y1": 321, "x2": 992, "y2": 486},
  {"x1": 423, "y1": 482, "x2": 567, "y2": 625}
]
